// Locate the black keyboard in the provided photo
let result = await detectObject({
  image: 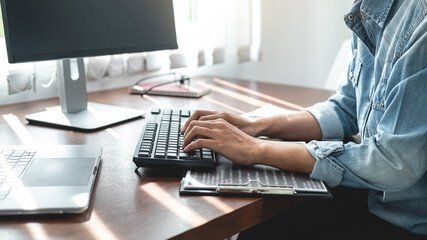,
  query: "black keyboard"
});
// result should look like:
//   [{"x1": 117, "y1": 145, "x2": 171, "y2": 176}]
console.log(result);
[{"x1": 133, "y1": 109, "x2": 217, "y2": 169}]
